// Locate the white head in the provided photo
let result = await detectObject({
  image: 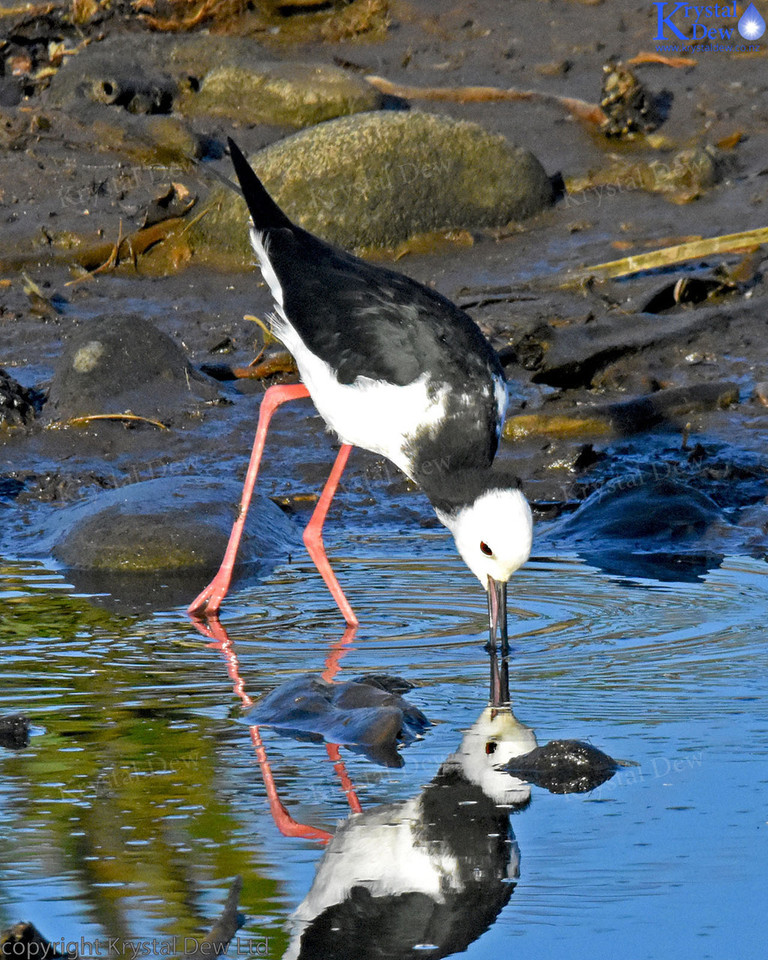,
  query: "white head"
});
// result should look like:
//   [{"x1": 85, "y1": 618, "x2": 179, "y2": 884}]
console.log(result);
[
  {"x1": 438, "y1": 487, "x2": 533, "y2": 588},
  {"x1": 445, "y1": 706, "x2": 538, "y2": 806}
]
